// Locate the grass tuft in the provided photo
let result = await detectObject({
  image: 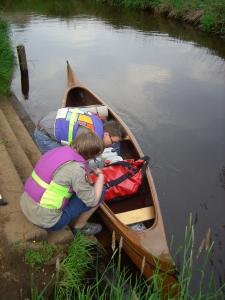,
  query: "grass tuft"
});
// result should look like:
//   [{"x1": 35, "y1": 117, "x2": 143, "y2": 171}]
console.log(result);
[
  {"x1": 24, "y1": 241, "x2": 57, "y2": 268},
  {"x1": 54, "y1": 234, "x2": 97, "y2": 300}
]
